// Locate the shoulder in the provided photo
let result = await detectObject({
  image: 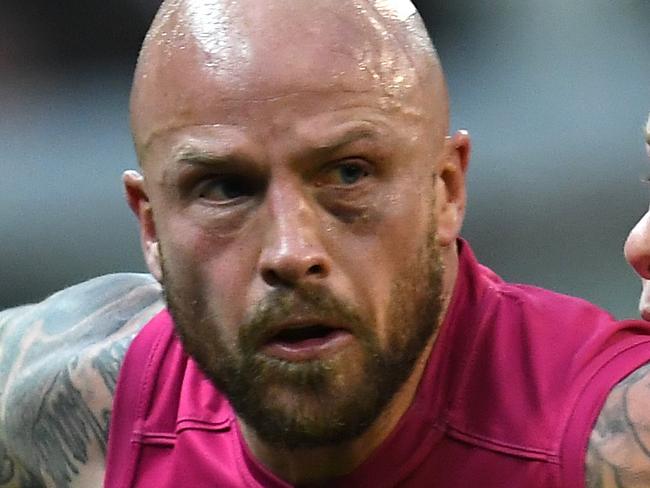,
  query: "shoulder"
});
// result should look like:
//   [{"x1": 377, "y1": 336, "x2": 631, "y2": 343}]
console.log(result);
[
  {"x1": 0, "y1": 273, "x2": 164, "y2": 401},
  {"x1": 586, "y1": 361, "x2": 650, "y2": 487},
  {"x1": 456, "y1": 278, "x2": 650, "y2": 470},
  {"x1": 1, "y1": 272, "x2": 161, "y2": 324},
  {"x1": 0, "y1": 273, "x2": 164, "y2": 487}
]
